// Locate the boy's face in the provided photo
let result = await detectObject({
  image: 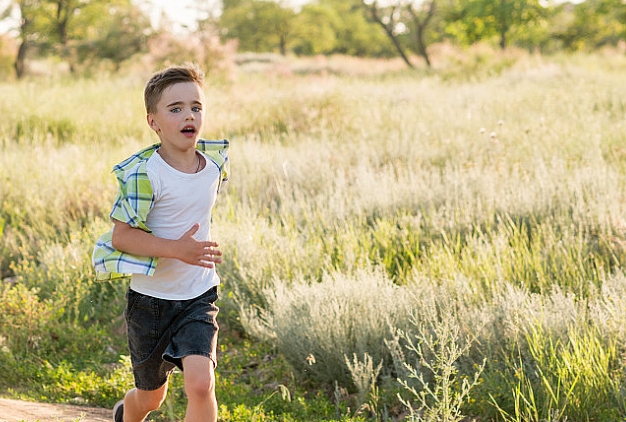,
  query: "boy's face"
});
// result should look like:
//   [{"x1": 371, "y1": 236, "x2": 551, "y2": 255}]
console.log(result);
[{"x1": 147, "y1": 81, "x2": 205, "y2": 150}]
